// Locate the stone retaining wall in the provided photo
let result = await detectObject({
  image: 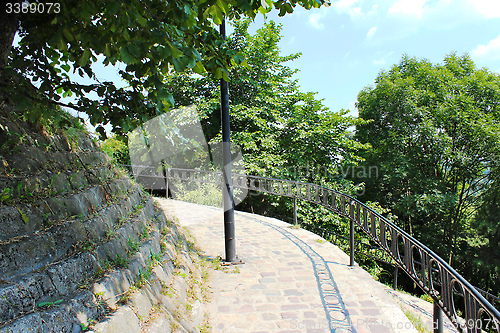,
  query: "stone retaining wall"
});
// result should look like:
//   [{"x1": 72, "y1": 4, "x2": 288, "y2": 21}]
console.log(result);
[{"x1": 0, "y1": 106, "x2": 207, "y2": 332}]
